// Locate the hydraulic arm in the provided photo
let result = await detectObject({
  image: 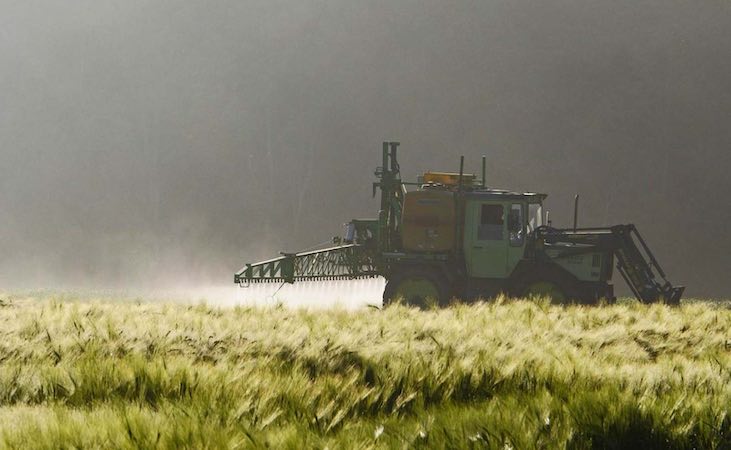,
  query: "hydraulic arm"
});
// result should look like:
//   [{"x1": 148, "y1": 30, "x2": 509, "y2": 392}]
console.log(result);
[{"x1": 537, "y1": 225, "x2": 684, "y2": 303}]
